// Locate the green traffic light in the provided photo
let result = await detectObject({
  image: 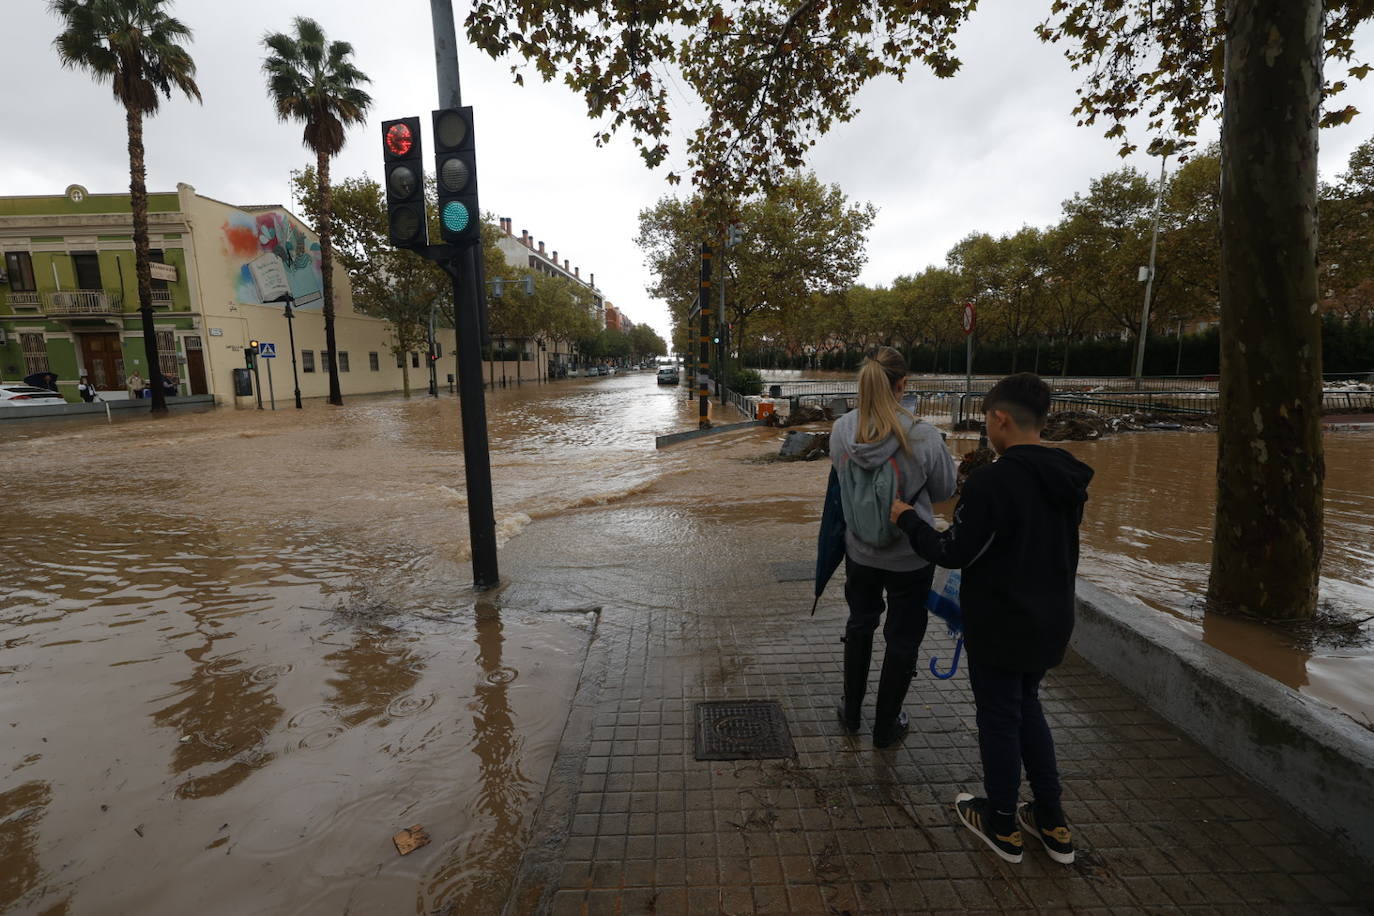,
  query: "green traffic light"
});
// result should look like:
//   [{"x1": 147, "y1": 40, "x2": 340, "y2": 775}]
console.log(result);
[{"x1": 442, "y1": 201, "x2": 470, "y2": 233}]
